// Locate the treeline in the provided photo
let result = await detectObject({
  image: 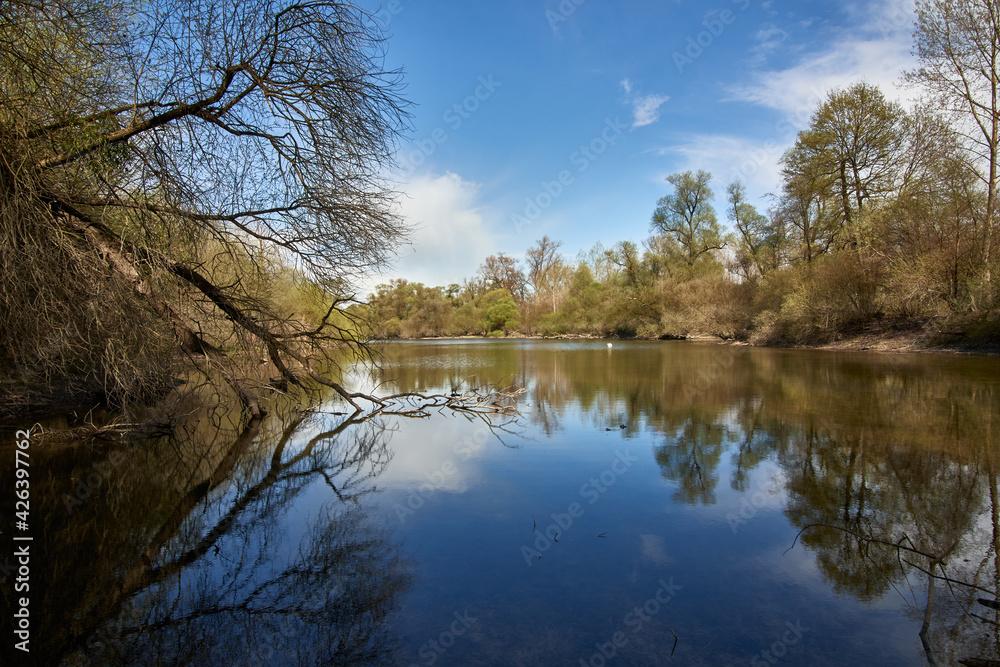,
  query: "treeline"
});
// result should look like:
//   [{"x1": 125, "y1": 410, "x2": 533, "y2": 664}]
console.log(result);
[{"x1": 364, "y1": 4, "x2": 1000, "y2": 346}]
